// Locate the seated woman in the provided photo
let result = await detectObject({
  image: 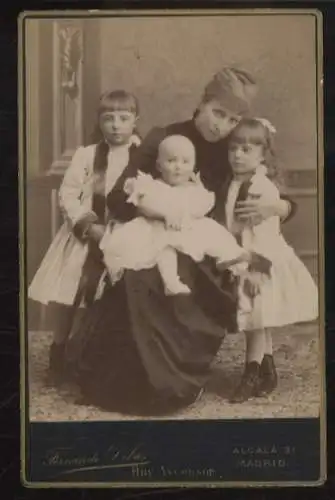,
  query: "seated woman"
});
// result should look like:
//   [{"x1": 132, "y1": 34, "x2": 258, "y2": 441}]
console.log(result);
[{"x1": 66, "y1": 67, "x2": 296, "y2": 415}]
